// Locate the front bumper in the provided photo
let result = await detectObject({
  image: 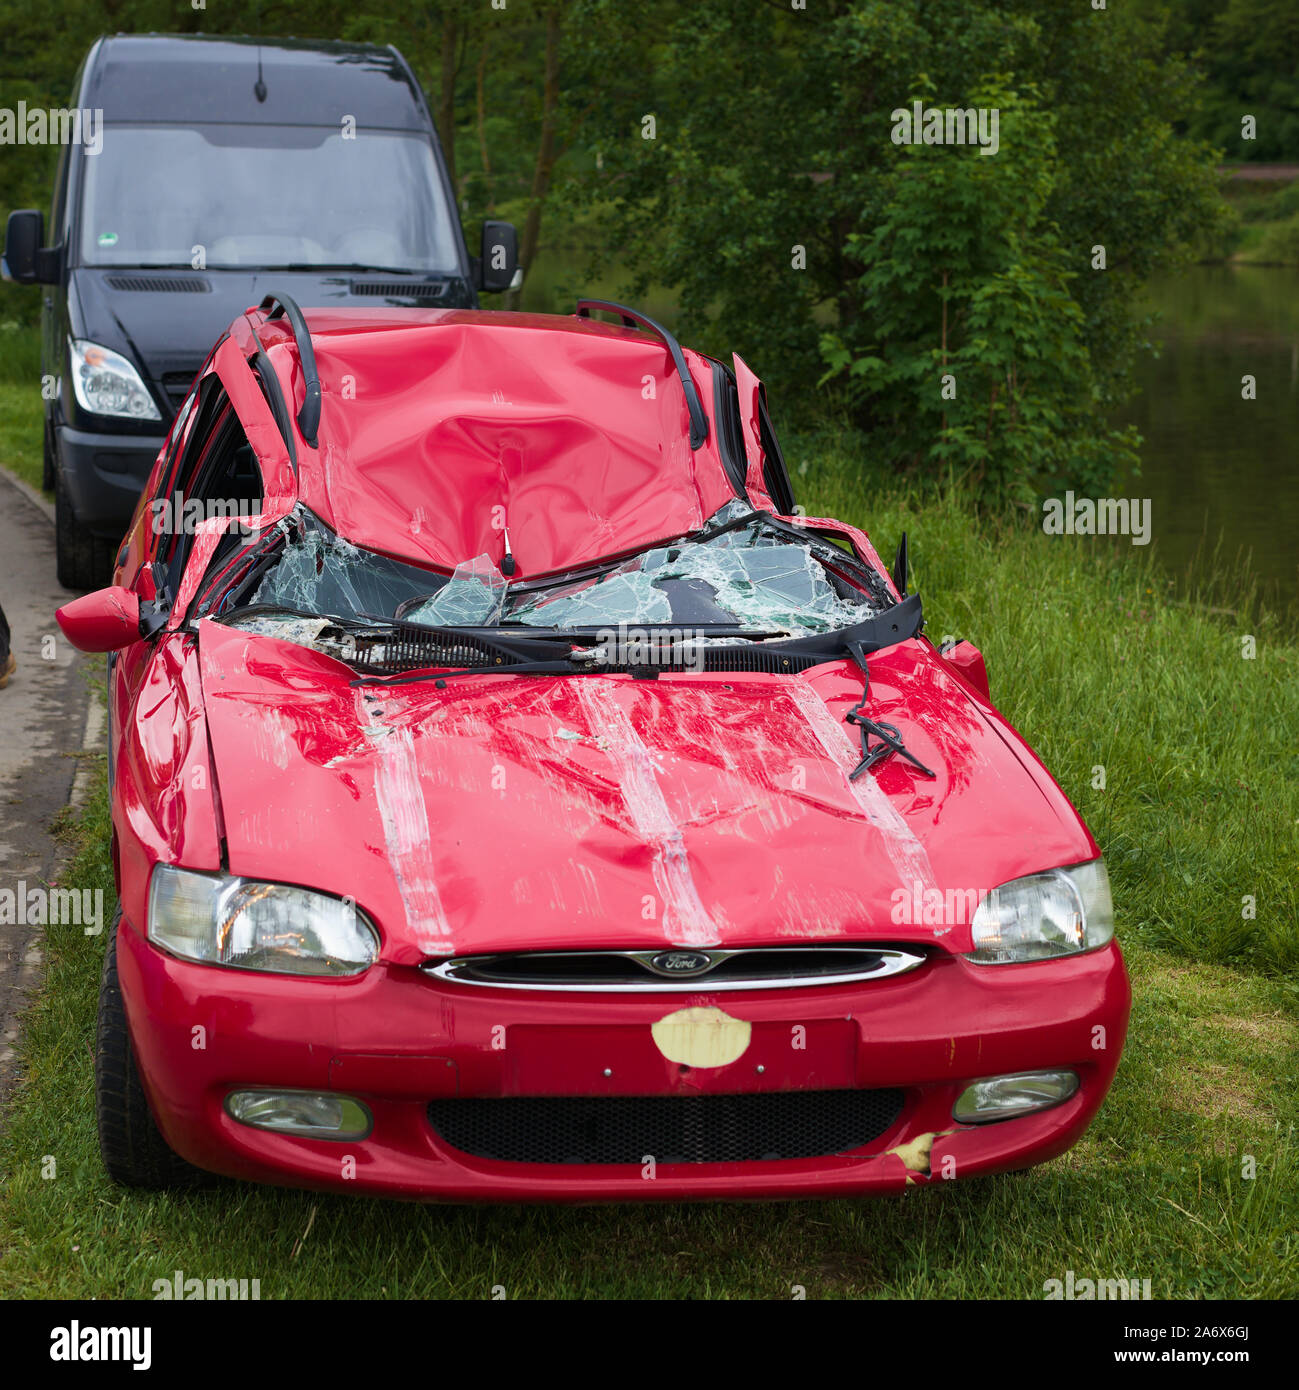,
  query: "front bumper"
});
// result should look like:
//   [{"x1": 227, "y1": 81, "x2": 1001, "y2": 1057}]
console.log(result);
[
  {"x1": 57, "y1": 422, "x2": 163, "y2": 535},
  {"x1": 117, "y1": 918, "x2": 1130, "y2": 1202}
]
